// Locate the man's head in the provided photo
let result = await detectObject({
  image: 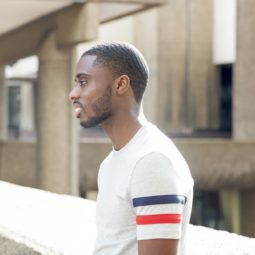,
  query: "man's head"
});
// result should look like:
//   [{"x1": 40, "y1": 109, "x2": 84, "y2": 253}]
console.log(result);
[
  {"x1": 82, "y1": 42, "x2": 149, "y2": 104},
  {"x1": 69, "y1": 42, "x2": 149, "y2": 128}
]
